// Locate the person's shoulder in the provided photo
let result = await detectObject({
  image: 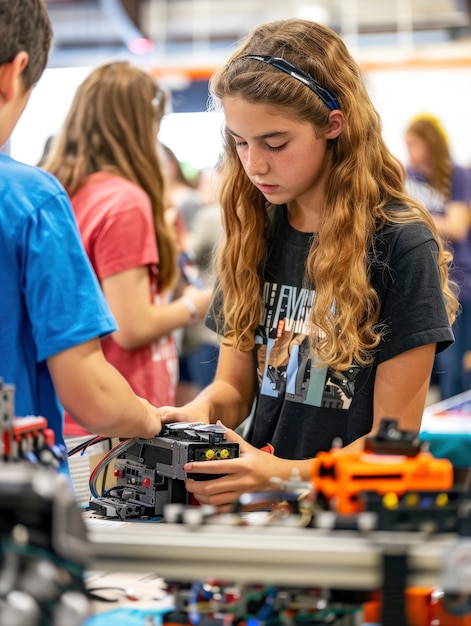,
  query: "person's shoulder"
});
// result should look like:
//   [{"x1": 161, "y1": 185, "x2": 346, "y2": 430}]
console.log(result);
[
  {"x1": 1, "y1": 152, "x2": 61, "y2": 185},
  {"x1": 452, "y1": 162, "x2": 469, "y2": 175},
  {"x1": 92, "y1": 172, "x2": 145, "y2": 195},
  {"x1": 405, "y1": 168, "x2": 428, "y2": 189},
  {"x1": 451, "y1": 163, "x2": 471, "y2": 185},
  {"x1": 78, "y1": 172, "x2": 149, "y2": 206},
  {"x1": 376, "y1": 206, "x2": 436, "y2": 255},
  {"x1": 0, "y1": 153, "x2": 69, "y2": 210}
]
